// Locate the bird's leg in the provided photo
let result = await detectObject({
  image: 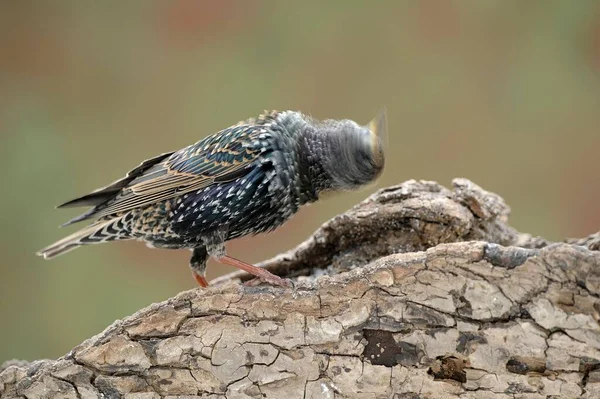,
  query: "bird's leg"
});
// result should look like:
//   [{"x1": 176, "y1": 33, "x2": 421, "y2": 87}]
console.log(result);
[
  {"x1": 203, "y1": 227, "x2": 292, "y2": 287},
  {"x1": 216, "y1": 255, "x2": 292, "y2": 288},
  {"x1": 189, "y1": 247, "x2": 209, "y2": 287},
  {"x1": 204, "y1": 230, "x2": 291, "y2": 288}
]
